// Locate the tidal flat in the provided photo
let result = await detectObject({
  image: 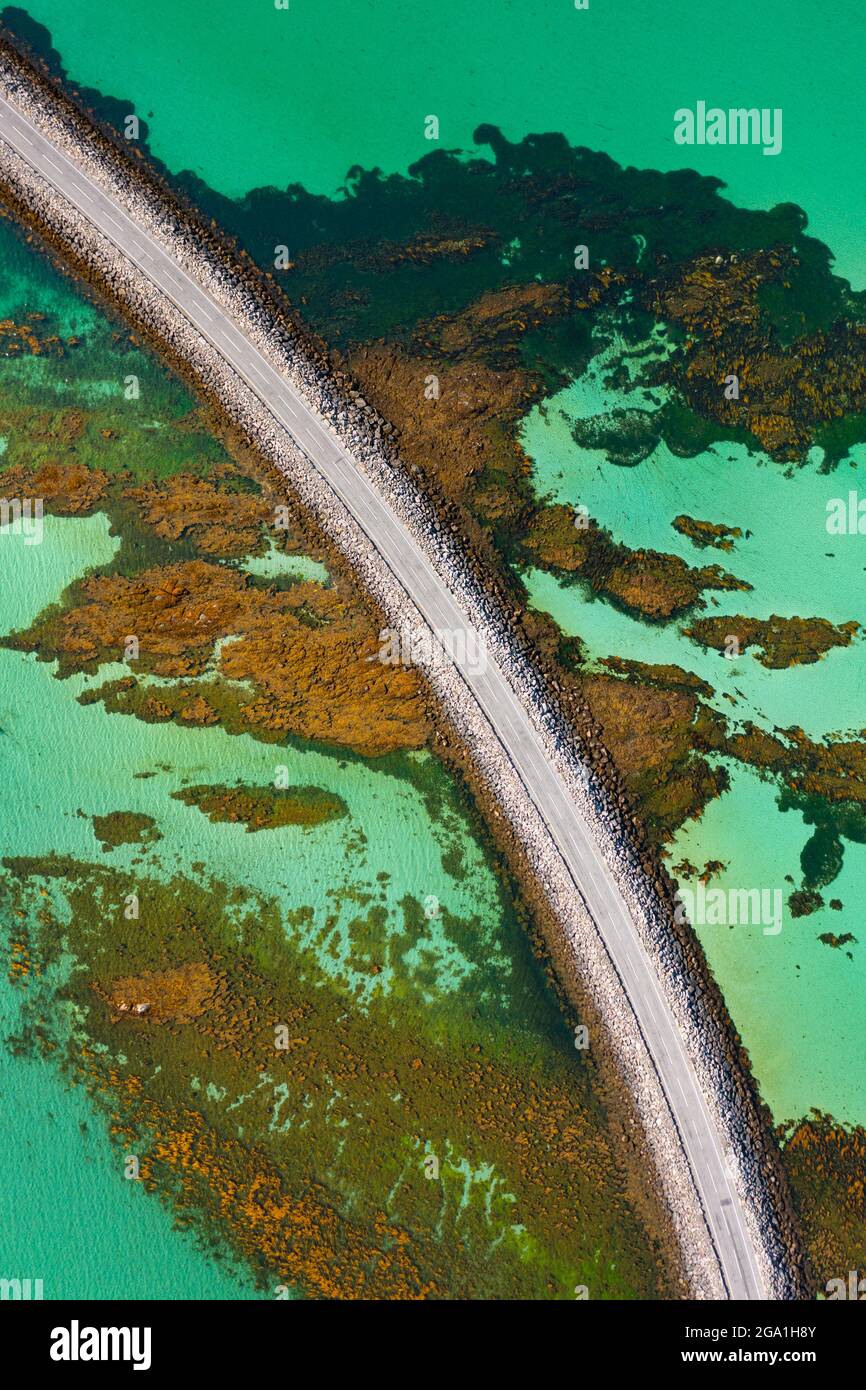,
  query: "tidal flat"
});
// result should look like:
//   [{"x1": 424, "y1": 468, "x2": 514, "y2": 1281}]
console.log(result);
[{"x1": 0, "y1": 209, "x2": 671, "y2": 1299}]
